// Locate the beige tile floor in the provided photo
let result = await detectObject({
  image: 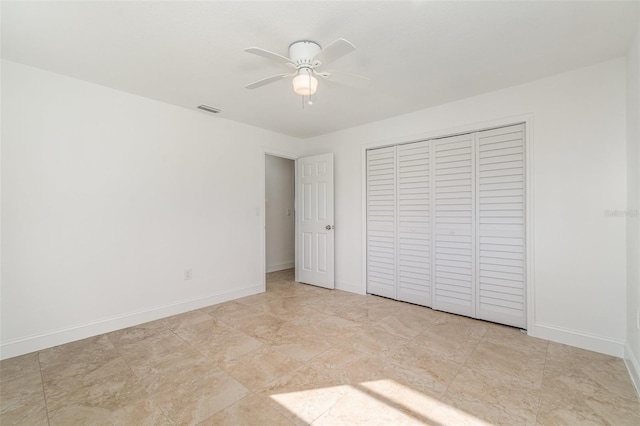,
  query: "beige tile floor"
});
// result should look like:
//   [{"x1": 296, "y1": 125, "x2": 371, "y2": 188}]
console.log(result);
[{"x1": 2, "y1": 268, "x2": 639, "y2": 425}]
